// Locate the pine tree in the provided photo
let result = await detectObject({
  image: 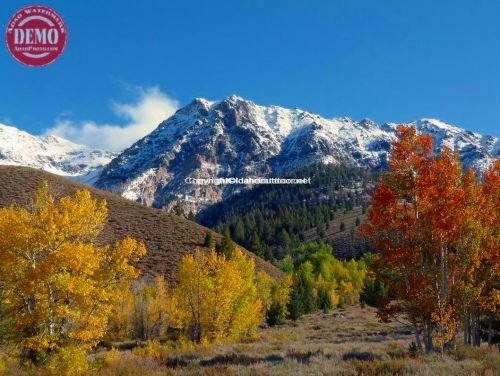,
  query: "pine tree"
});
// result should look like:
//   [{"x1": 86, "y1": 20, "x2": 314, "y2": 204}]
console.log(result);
[
  {"x1": 317, "y1": 285, "x2": 333, "y2": 313},
  {"x1": 217, "y1": 228, "x2": 235, "y2": 259},
  {"x1": 316, "y1": 220, "x2": 326, "y2": 238},
  {"x1": 287, "y1": 282, "x2": 304, "y2": 321},
  {"x1": 292, "y1": 263, "x2": 317, "y2": 316},
  {"x1": 173, "y1": 202, "x2": 184, "y2": 217},
  {"x1": 232, "y1": 218, "x2": 245, "y2": 244},
  {"x1": 277, "y1": 228, "x2": 291, "y2": 250},
  {"x1": 250, "y1": 231, "x2": 263, "y2": 257},
  {"x1": 266, "y1": 300, "x2": 287, "y2": 326},
  {"x1": 204, "y1": 230, "x2": 216, "y2": 250}
]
